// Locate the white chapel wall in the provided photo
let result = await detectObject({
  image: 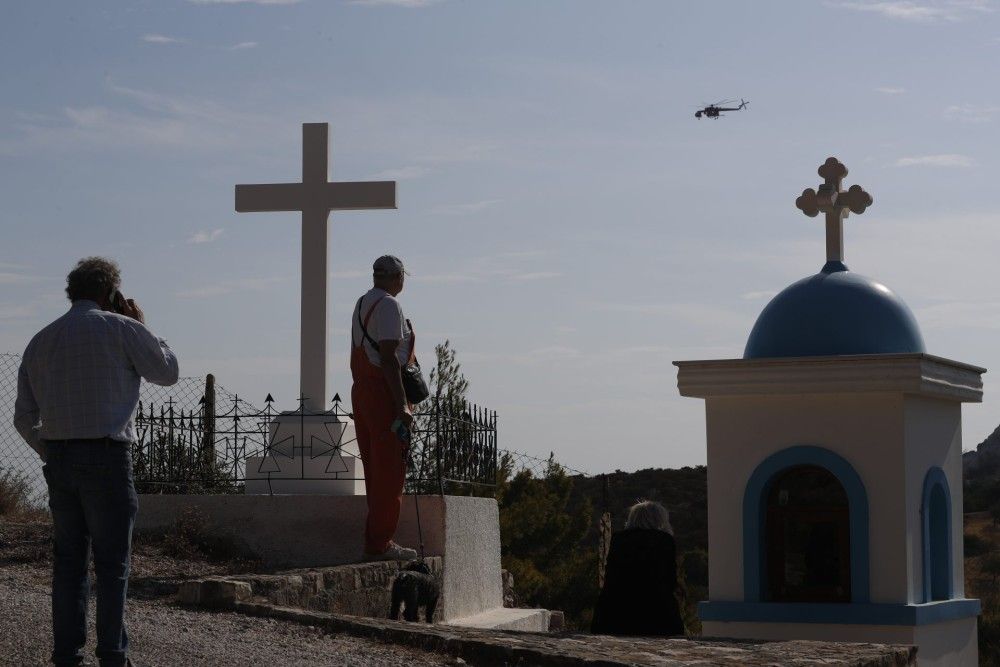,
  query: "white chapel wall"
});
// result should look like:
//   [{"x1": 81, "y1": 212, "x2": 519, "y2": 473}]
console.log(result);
[
  {"x1": 704, "y1": 392, "x2": 910, "y2": 603},
  {"x1": 902, "y1": 395, "x2": 965, "y2": 602}
]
